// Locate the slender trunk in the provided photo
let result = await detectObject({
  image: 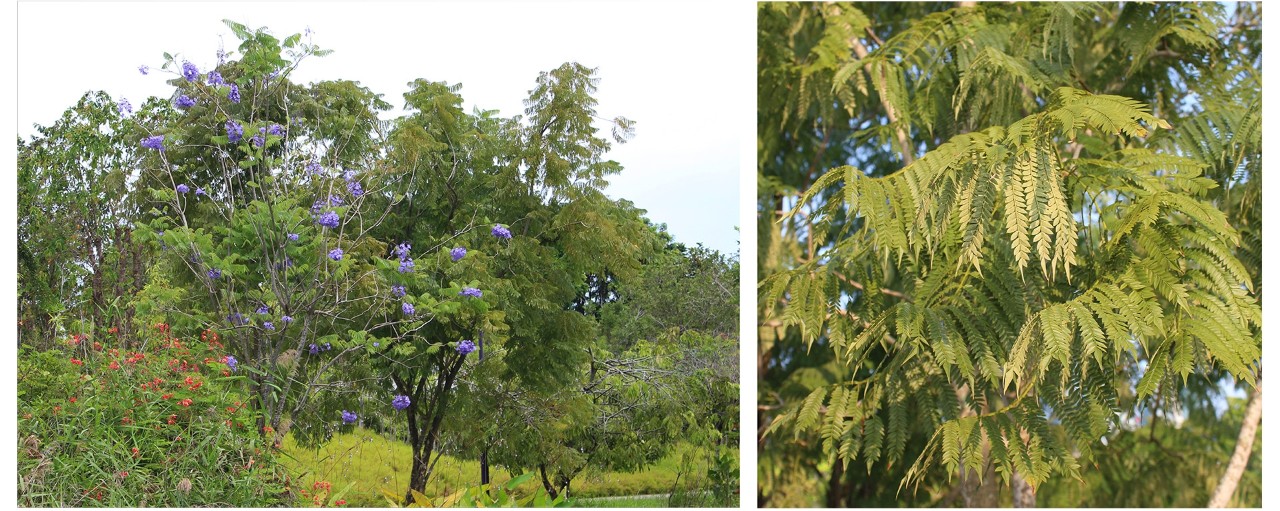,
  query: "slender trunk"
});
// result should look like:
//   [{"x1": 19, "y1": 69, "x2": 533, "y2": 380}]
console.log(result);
[
  {"x1": 540, "y1": 463, "x2": 558, "y2": 499},
  {"x1": 825, "y1": 461, "x2": 845, "y2": 507},
  {"x1": 1208, "y1": 378, "x2": 1262, "y2": 508}
]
